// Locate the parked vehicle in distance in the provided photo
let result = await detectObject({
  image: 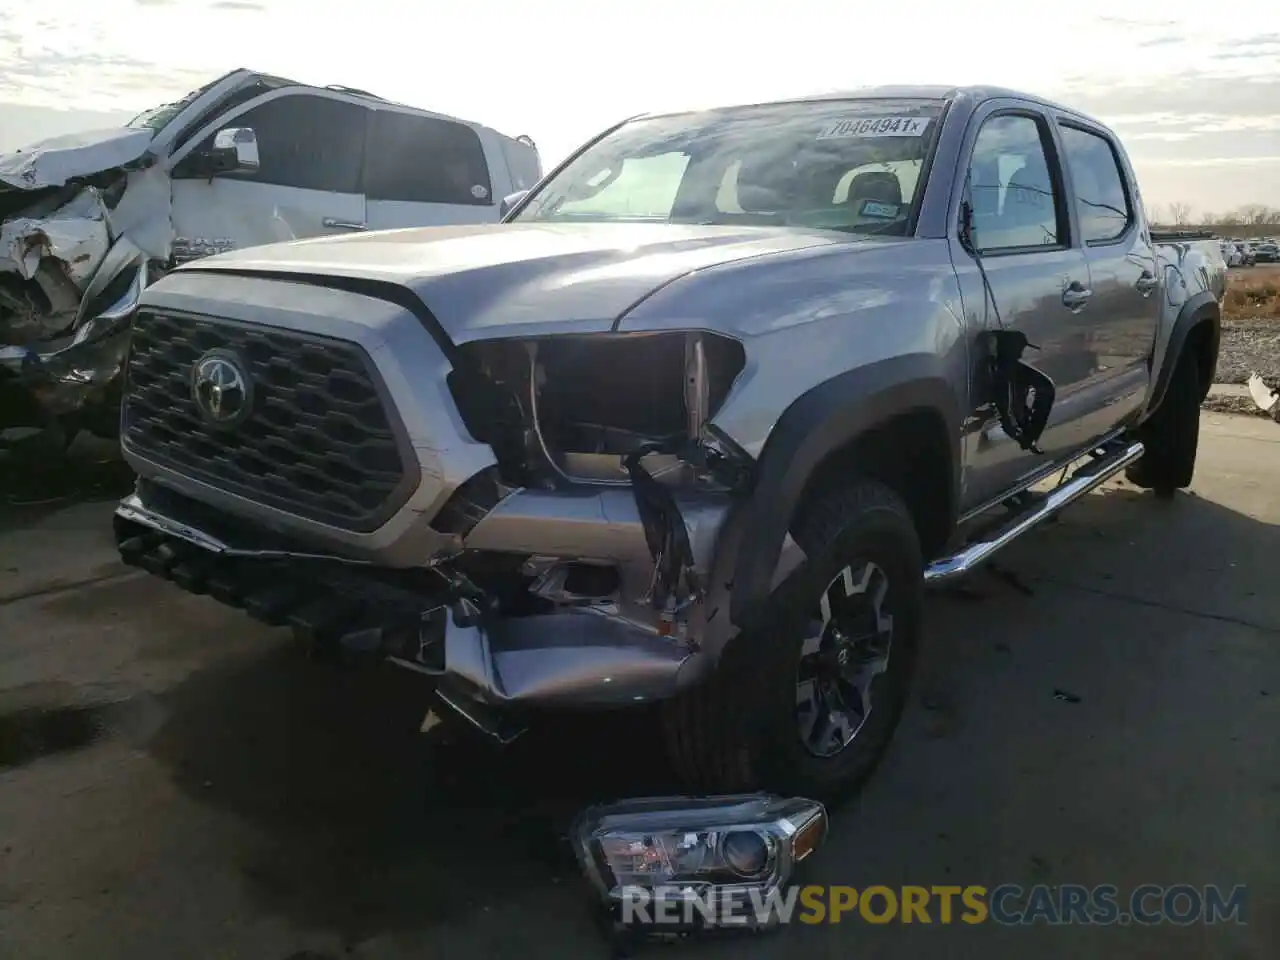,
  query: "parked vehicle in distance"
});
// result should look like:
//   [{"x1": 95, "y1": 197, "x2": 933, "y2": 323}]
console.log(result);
[
  {"x1": 1221, "y1": 242, "x2": 1243, "y2": 267},
  {"x1": 1254, "y1": 241, "x2": 1279, "y2": 263},
  {"x1": 113, "y1": 85, "x2": 1225, "y2": 800},
  {"x1": 0, "y1": 68, "x2": 541, "y2": 447}
]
